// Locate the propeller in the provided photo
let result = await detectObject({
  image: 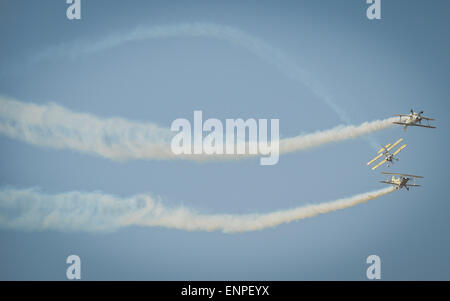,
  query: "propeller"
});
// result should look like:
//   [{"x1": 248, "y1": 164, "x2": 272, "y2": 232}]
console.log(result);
[{"x1": 418, "y1": 110, "x2": 424, "y2": 123}]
